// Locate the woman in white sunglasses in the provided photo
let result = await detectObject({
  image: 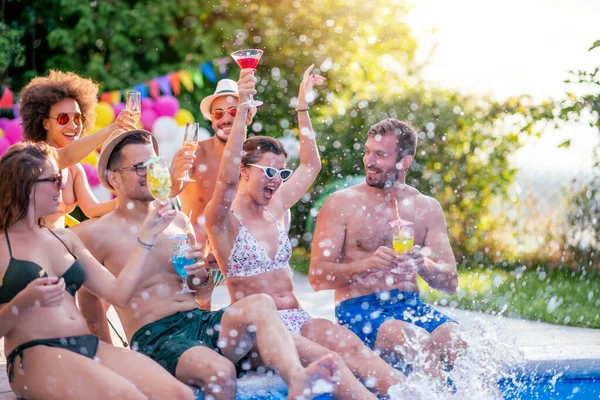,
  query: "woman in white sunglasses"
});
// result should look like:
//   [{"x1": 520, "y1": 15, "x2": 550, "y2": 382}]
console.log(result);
[{"x1": 205, "y1": 66, "x2": 405, "y2": 399}]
